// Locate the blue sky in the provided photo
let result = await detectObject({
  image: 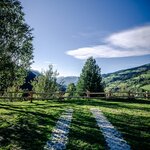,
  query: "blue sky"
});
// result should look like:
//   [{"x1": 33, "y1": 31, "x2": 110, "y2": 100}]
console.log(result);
[{"x1": 21, "y1": 0, "x2": 150, "y2": 76}]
